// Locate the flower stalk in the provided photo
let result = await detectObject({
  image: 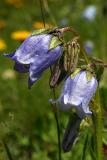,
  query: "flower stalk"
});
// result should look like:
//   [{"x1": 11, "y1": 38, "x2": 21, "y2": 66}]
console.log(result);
[
  {"x1": 92, "y1": 87, "x2": 102, "y2": 160},
  {"x1": 50, "y1": 67, "x2": 62, "y2": 160}
]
